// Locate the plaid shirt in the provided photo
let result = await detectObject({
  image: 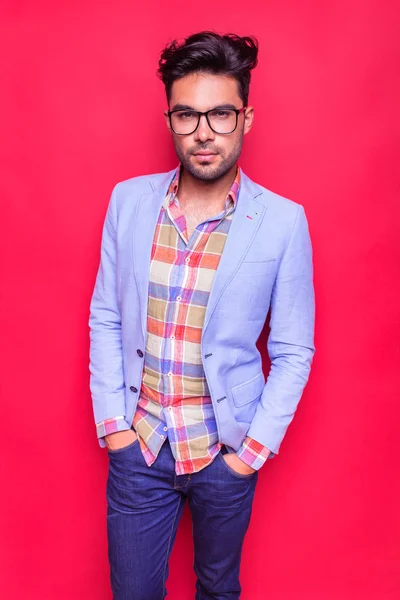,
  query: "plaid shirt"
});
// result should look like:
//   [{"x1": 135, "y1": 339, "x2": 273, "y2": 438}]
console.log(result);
[{"x1": 97, "y1": 165, "x2": 271, "y2": 474}]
